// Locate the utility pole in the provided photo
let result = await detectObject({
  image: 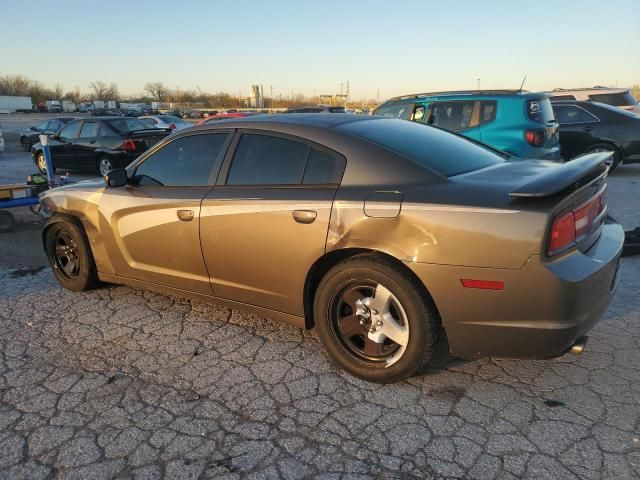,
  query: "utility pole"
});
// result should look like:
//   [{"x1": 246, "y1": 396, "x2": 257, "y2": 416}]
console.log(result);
[
  {"x1": 270, "y1": 85, "x2": 273, "y2": 99},
  {"x1": 477, "y1": 78, "x2": 481, "y2": 91},
  {"x1": 340, "y1": 83, "x2": 344, "y2": 96},
  {"x1": 377, "y1": 88, "x2": 380, "y2": 102},
  {"x1": 346, "y1": 80, "x2": 350, "y2": 102}
]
